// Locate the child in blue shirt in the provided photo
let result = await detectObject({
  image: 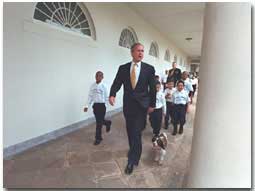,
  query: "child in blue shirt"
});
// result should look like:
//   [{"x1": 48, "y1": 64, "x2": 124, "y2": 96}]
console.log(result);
[{"x1": 172, "y1": 80, "x2": 190, "y2": 135}]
